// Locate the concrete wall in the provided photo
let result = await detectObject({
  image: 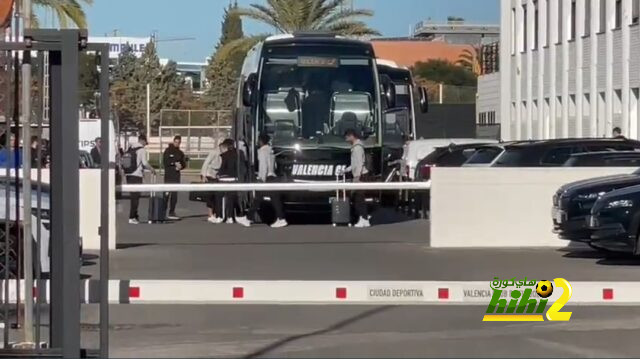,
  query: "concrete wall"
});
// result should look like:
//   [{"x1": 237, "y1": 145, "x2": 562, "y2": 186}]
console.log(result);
[{"x1": 430, "y1": 167, "x2": 638, "y2": 248}]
